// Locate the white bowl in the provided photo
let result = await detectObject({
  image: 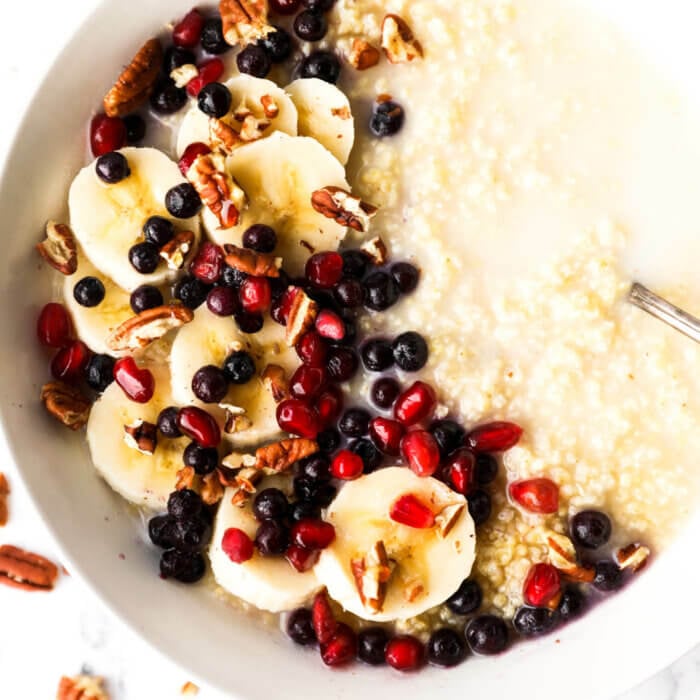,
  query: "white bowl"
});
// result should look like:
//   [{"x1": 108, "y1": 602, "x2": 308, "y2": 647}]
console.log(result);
[{"x1": 2, "y1": 1, "x2": 699, "y2": 697}]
